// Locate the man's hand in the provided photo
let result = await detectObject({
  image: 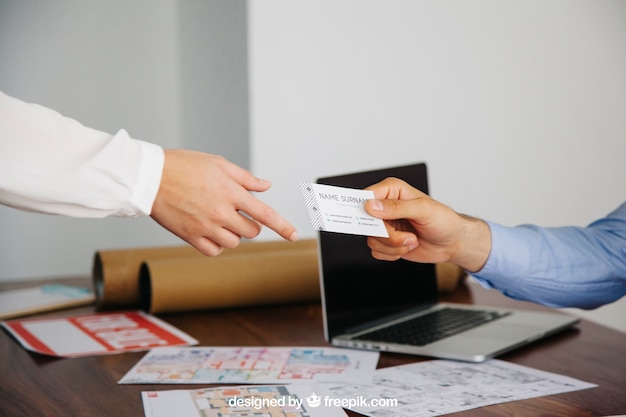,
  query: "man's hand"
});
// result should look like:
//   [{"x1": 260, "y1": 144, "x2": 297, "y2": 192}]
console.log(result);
[
  {"x1": 150, "y1": 150, "x2": 297, "y2": 256},
  {"x1": 364, "y1": 177, "x2": 491, "y2": 272}
]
